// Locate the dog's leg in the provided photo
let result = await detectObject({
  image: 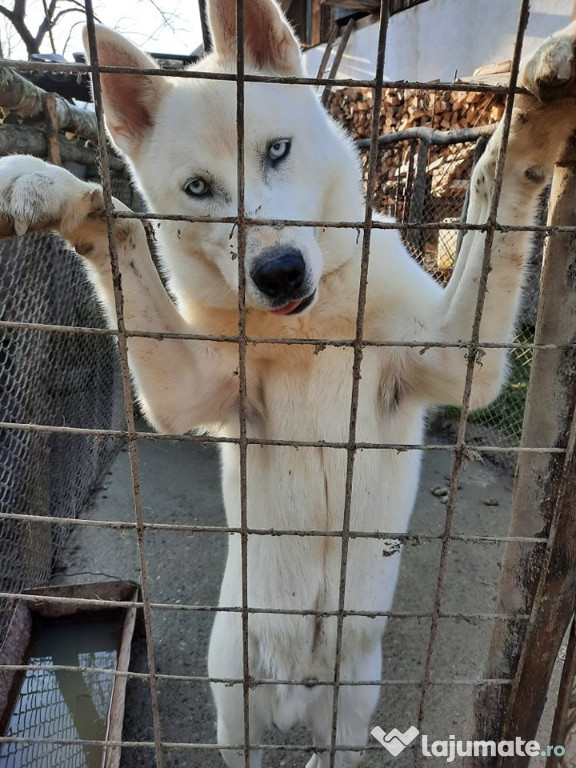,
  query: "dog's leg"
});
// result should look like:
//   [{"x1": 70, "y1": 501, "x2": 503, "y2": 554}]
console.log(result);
[
  {"x1": 305, "y1": 643, "x2": 381, "y2": 768},
  {"x1": 414, "y1": 23, "x2": 576, "y2": 408},
  {"x1": 209, "y1": 611, "x2": 272, "y2": 767},
  {"x1": 0, "y1": 156, "x2": 240, "y2": 433}
]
